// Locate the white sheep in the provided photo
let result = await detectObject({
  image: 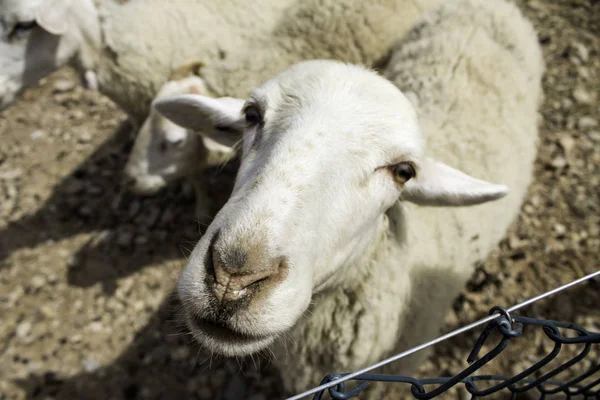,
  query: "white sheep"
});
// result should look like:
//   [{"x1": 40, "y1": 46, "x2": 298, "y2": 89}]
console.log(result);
[
  {"x1": 0, "y1": 0, "x2": 437, "y2": 125},
  {"x1": 123, "y1": 62, "x2": 235, "y2": 218},
  {"x1": 0, "y1": 0, "x2": 297, "y2": 123},
  {"x1": 153, "y1": 0, "x2": 544, "y2": 395}
]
